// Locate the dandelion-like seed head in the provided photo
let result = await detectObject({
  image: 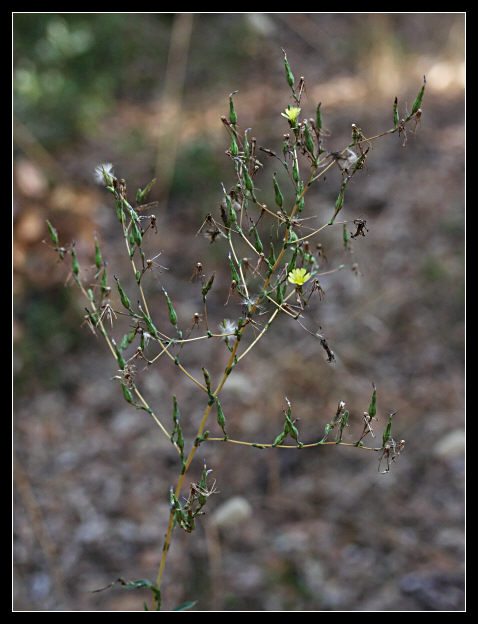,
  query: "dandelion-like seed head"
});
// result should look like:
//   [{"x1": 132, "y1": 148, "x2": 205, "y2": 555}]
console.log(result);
[
  {"x1": 219, "y1": 319, "x2": 237, "y2": 336},
  {"x1": 288, "y1": 267, "x2": 311, "y2": 286},
  {"x1": 94, "y1": 163, "x2": 115, "y2": 186}
]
